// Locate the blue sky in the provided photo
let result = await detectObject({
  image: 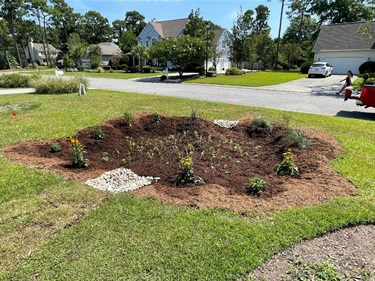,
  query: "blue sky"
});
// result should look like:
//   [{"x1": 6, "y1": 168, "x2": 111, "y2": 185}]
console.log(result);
[{"x1": 64, "y1": 0, "x2": 290, "y2": 39}]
